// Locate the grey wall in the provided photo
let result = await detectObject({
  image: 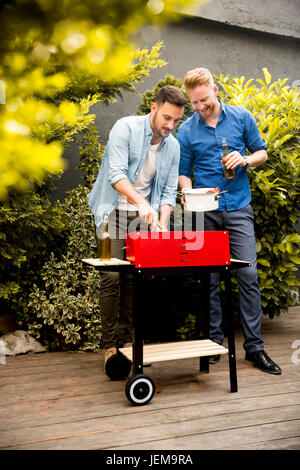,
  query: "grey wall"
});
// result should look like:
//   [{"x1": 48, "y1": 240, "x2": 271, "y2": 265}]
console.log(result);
[
  {"x1": 55, "y1": 6, "x2": 300, "y2": 198},
  {"x1": 191, "y1": 0, "x2": 300, "y2": 39}
]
